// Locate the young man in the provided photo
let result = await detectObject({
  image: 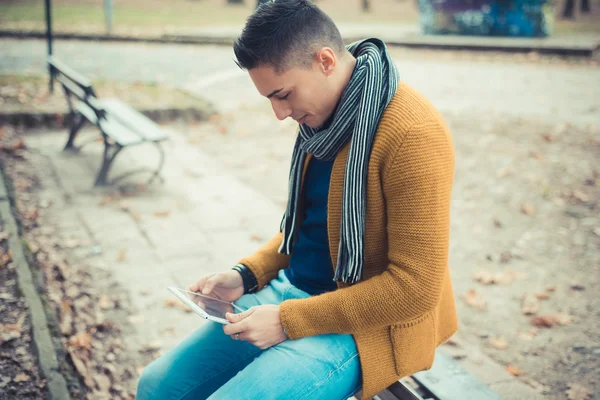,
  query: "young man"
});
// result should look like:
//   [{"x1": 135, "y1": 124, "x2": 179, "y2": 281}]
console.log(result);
[{"x1": 137, "y1": 1, "x2": 457, "y2": 399}]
